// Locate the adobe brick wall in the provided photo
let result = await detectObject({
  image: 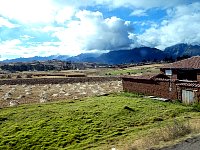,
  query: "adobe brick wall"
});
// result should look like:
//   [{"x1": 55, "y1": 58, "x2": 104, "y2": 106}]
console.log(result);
[
  {"x1": 0, "y1": 77, "x2": 121, "y2": 85},
  {"x1": 197, "y1": 74, "x2": 200, "y2": 82},
  {"x1": 122, "y1": 78, "x2": 178, "y2": 100}
]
